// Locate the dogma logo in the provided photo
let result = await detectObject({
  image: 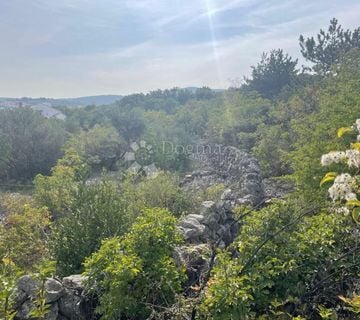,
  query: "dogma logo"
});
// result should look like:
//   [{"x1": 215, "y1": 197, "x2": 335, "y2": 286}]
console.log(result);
[{"x1": 123, "y1": 140, "x2": 158, "y2": 176}]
